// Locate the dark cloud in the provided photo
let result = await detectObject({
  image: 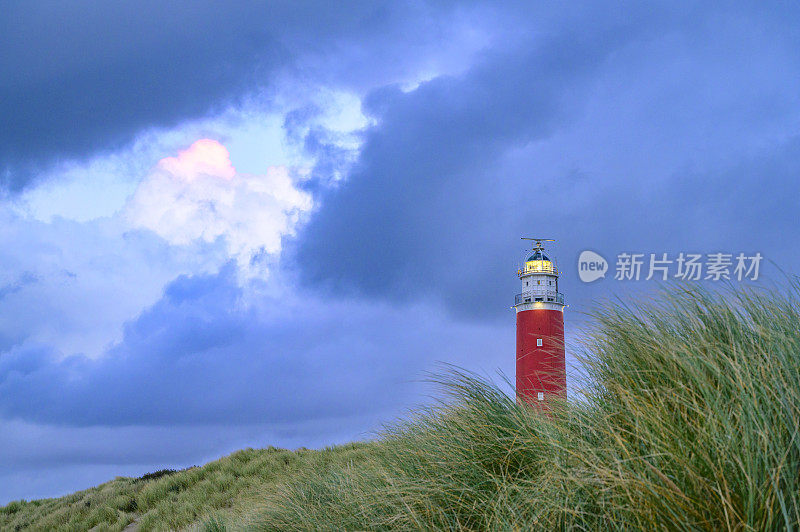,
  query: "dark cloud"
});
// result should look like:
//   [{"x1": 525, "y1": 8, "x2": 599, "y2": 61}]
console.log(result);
[
  {"x1": 0, "y1": 265, "x2": 508, "y2": 427},
  {"x1": 0, "y1": 0, "x2": 474, "y2": 190},
  {"x1": 0, "y1": 265, "x2": 509, "y2": 503},
  {"x1": 295, "y1": 3, "x2": 800, "y2": 320}
]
